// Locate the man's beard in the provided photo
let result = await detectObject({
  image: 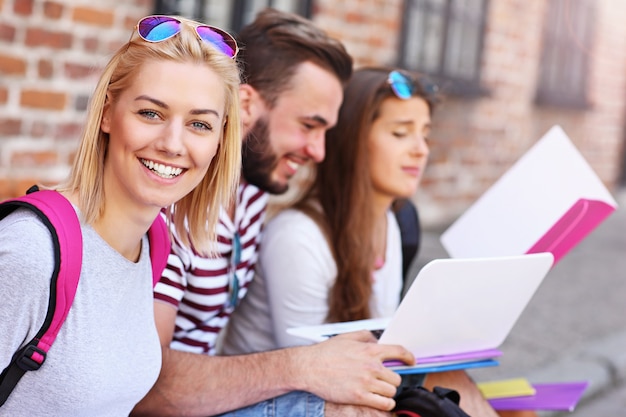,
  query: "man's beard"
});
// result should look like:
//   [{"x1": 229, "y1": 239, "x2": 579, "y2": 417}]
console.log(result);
[{"x1": 241, "y1": 117, "x2": 289, "y2": 195}]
